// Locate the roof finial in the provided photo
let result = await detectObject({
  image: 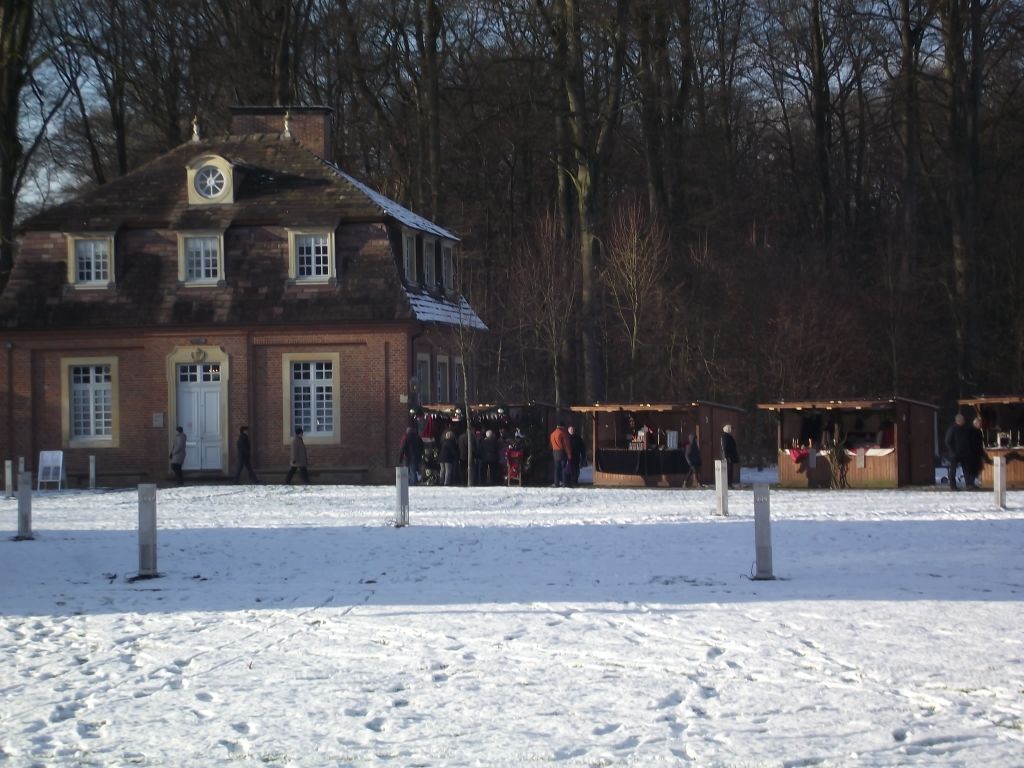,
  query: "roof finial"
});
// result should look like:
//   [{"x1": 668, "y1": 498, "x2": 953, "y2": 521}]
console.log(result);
[
  {"x1": 191, "y1": 115, "x2": 200, "y2": 142},
  {"x1": 283, "y1": 110, "x2": 292, "y2": 138}
]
